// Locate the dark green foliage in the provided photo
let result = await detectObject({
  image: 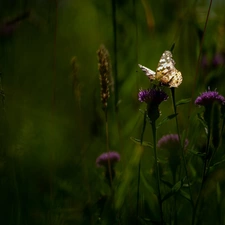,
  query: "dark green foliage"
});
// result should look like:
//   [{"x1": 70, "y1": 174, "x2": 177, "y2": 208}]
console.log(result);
[{"x1": 0, "y1": 0, "x2": 225, "y2": 225}]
